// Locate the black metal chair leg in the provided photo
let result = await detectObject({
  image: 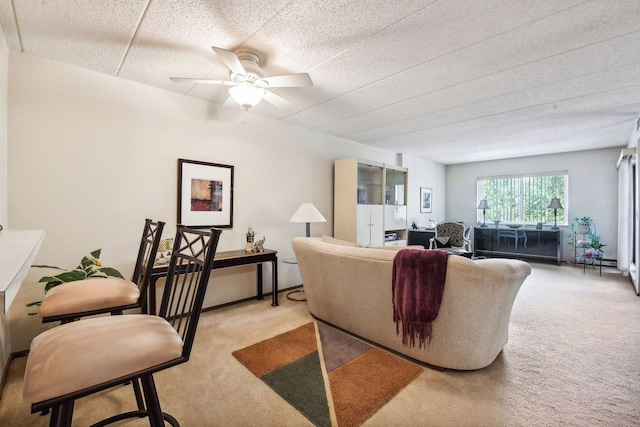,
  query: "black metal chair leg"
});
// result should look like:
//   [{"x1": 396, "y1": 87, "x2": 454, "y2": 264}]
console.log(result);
[
  {"x1": 140, "y1": 375, "x2": 164, "y2": 427},
  {"x1": 131, "y1": 378, "x2": 145, "y2": 411},
  {"x1": 48, "y1": 405, "x2": 60, "y2": 427},
  {"x1": 58, "y1": 401, "x2": 74, "y2": 427}
]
